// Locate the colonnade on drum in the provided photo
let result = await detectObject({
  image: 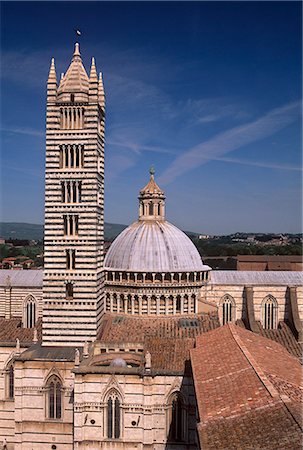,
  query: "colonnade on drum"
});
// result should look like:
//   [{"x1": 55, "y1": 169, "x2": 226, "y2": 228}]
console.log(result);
[
  {"x1": 105, "y1": 292, "x2": 197, "y2": 315},
  {"x1": 105, "y1": 270, "x2": 210, "y2": 284}
]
